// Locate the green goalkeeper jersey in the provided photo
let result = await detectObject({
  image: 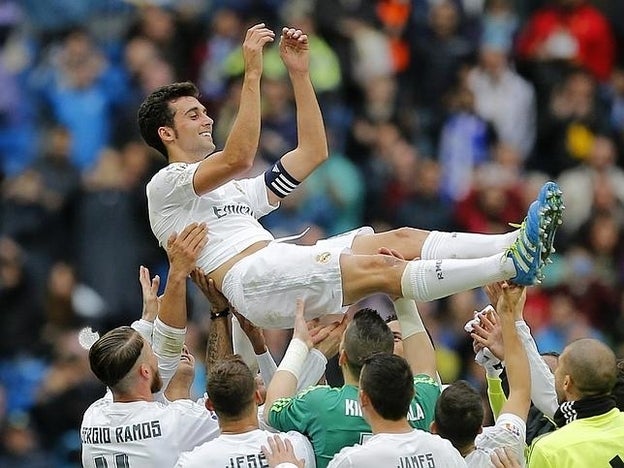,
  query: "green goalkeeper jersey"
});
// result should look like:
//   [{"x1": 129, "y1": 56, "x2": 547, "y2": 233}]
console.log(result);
[{"x1": 267, "y1": 374, "x2": 440, "y2": 468}]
